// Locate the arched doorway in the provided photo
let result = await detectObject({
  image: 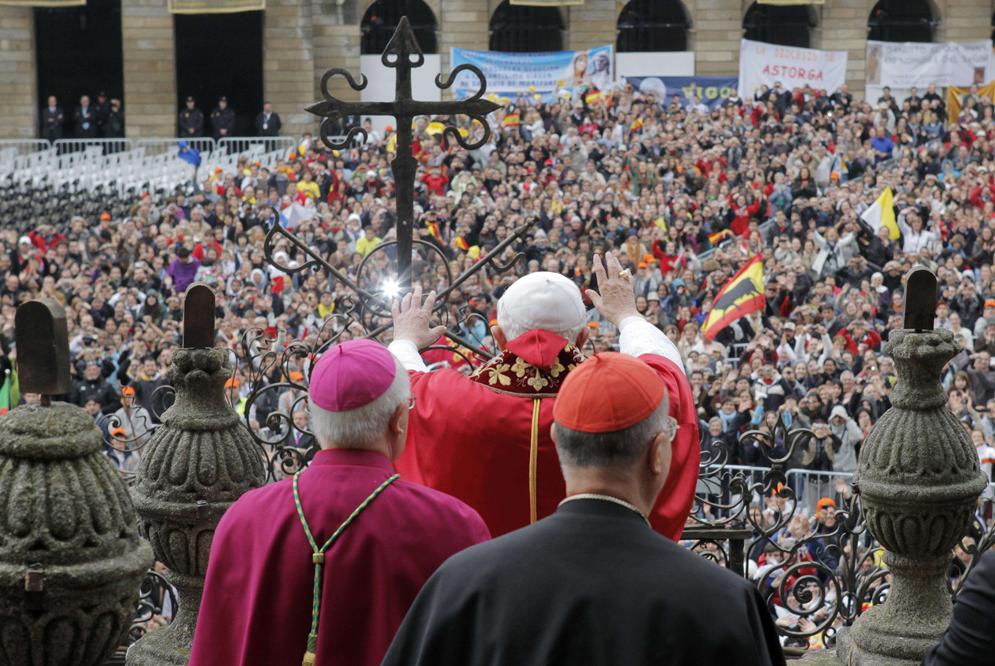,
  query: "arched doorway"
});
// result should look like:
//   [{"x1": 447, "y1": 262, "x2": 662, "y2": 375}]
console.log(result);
[
  {"x1": 868, "y1": 0, "x2": 936, "y2": 43},
  {"x1": 617, "y1": 0, "x2": 691, "y2": 52},
  {"x1": 743, "y1": 2, "x2": 816, "y2": 48},
  {"x1": 489, "y1": 0, "x2": 564, "y2": 52},
  {"x1": 174, "y1": 10, "x2": 263, "y2": 138},
  {"x1": 34, "y1": 0, "x2": 124, "y2": 139},
  {"x1": 361, "y1": 0, "x2": 437, "y2": 54}
]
